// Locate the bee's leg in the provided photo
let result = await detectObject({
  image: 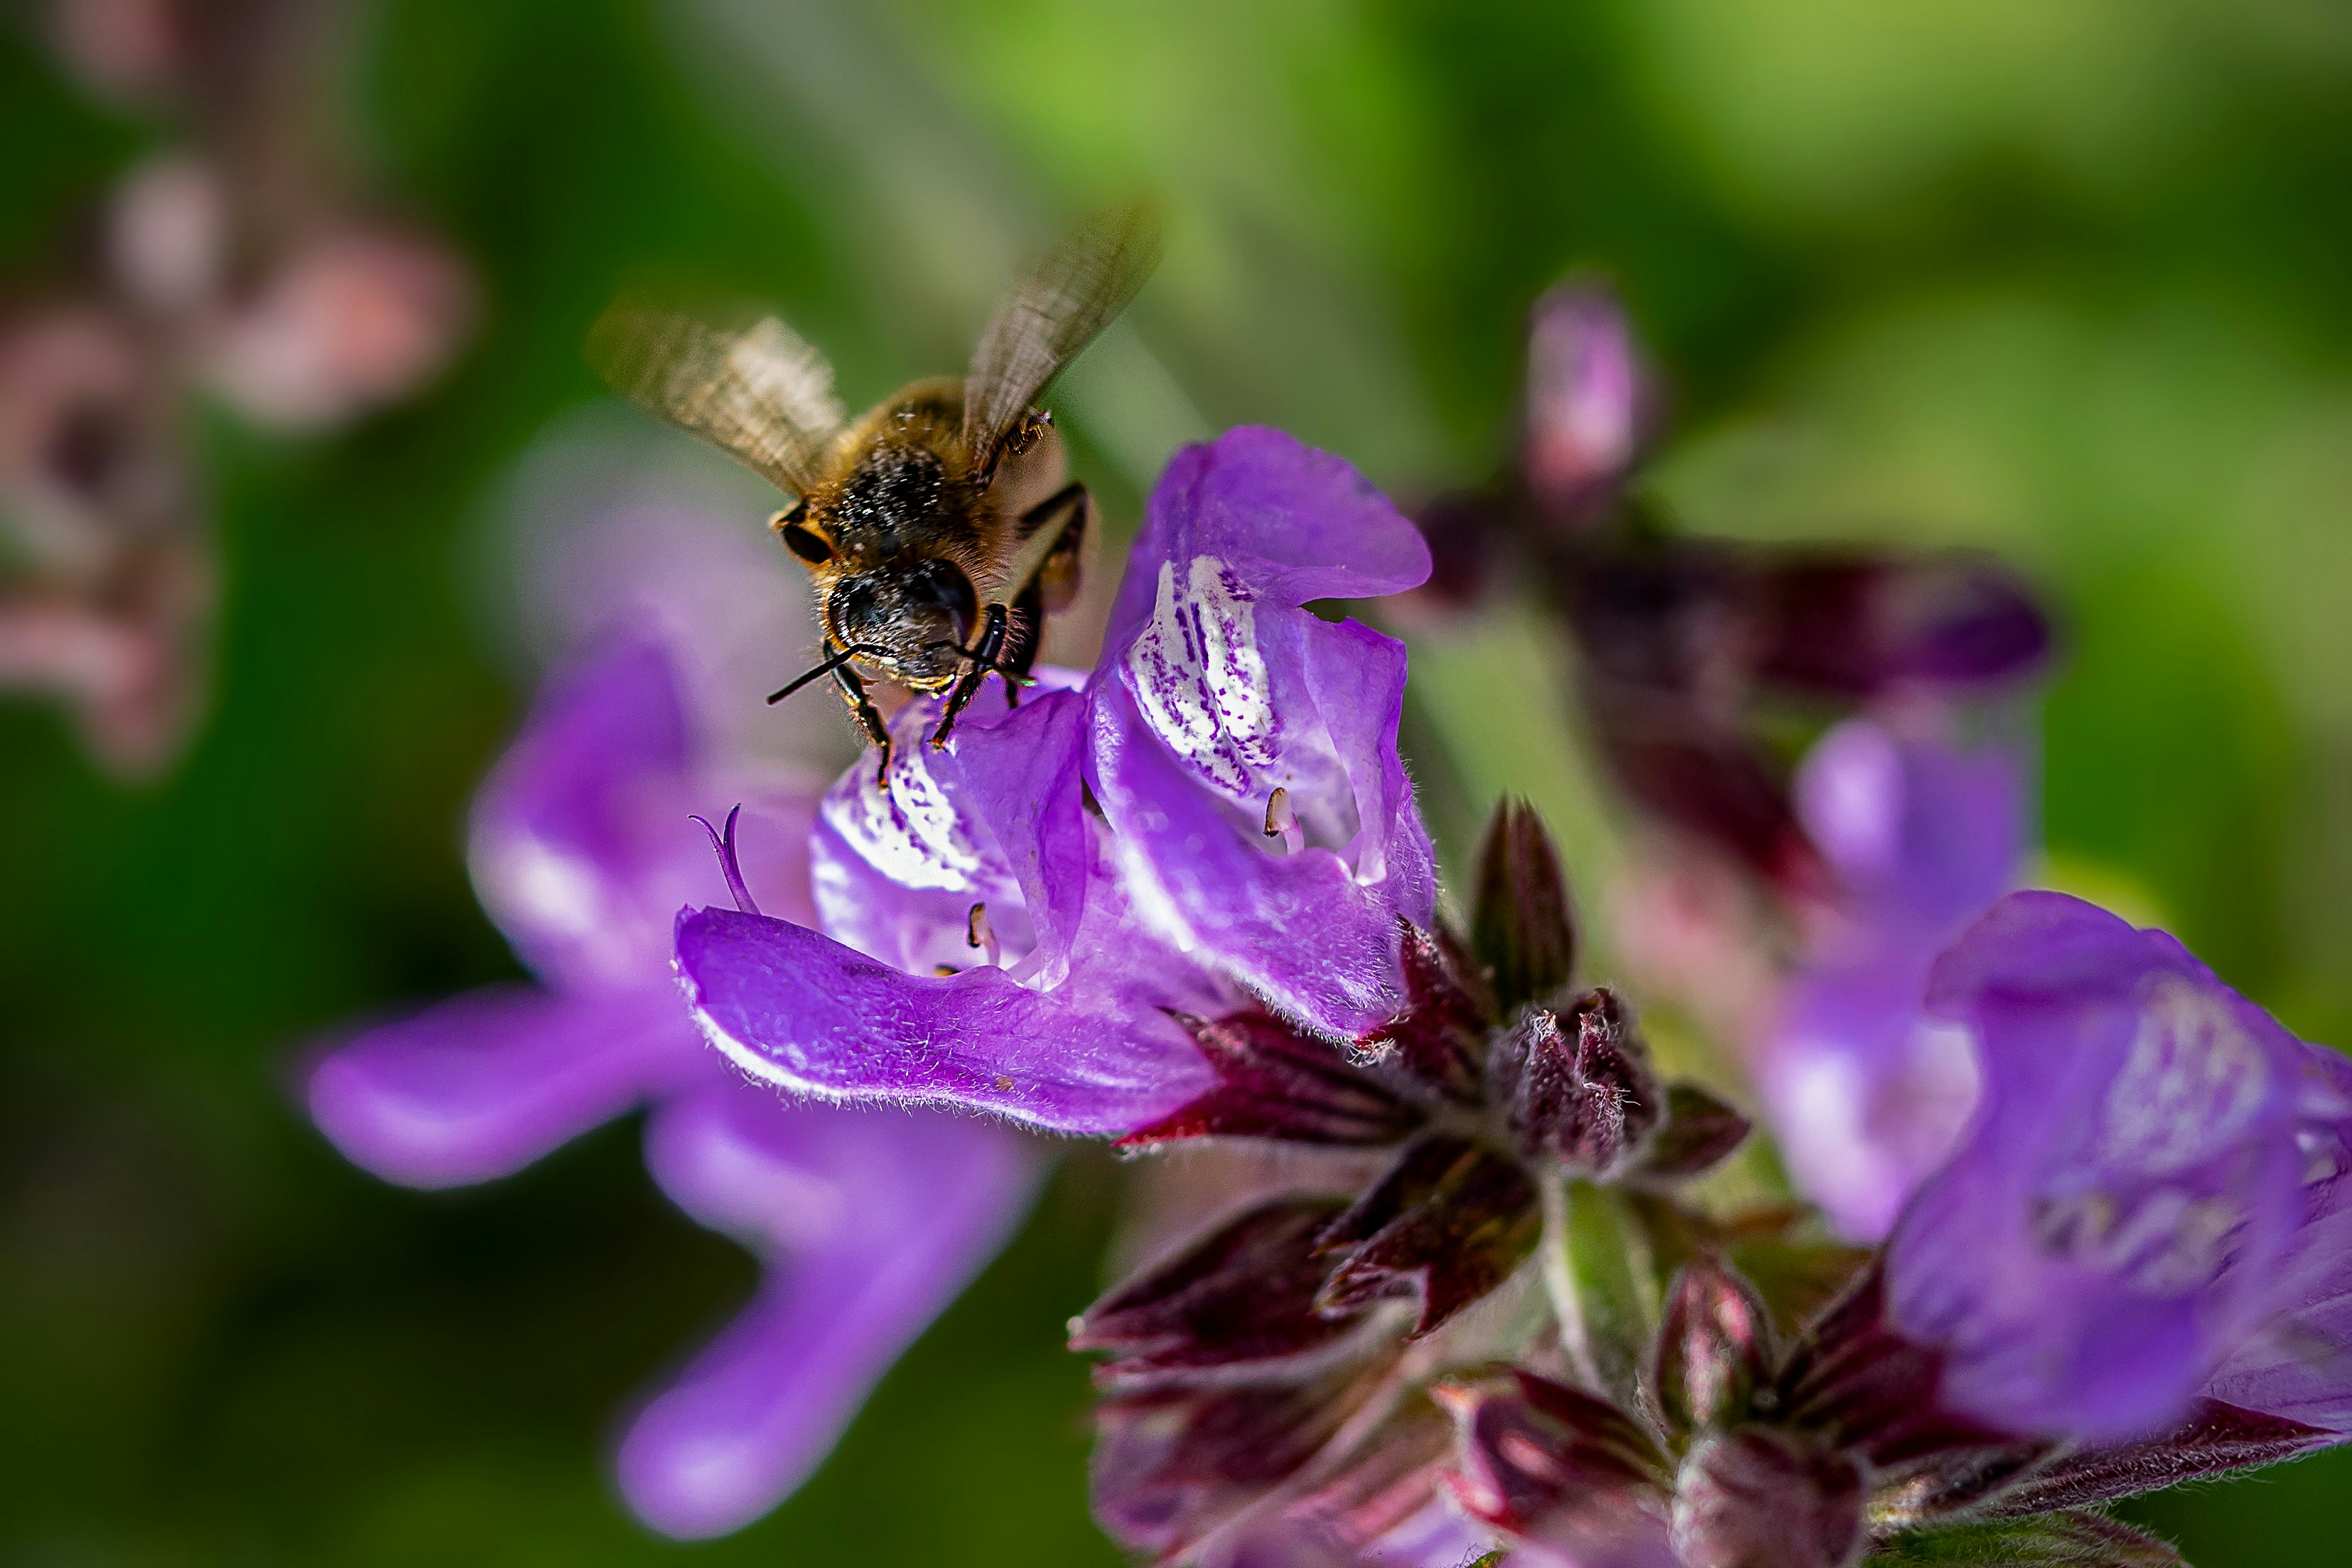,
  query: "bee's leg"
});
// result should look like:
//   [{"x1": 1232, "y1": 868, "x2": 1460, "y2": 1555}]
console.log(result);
[
  {"x1": 831, "y1": 662, "x2": 894, "y2": 787},
  {"x1": 1015, "y1": 482, "x2": 1090, "y2": 617},
  {"x1": 930, "y1": 603, "x2": 1009, "y2": 751},
  {"x1": 1000, "y1": 580, "x2": 1047, "y2": 688}
]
